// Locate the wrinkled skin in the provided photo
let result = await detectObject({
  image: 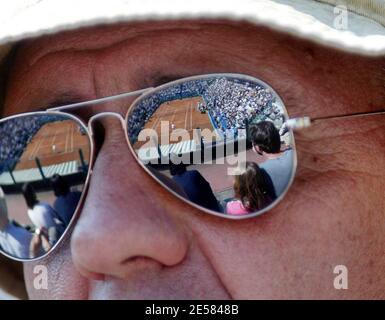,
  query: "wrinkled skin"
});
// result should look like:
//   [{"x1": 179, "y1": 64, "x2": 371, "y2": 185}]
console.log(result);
[{"x1": 2, "y1": 20, "x2": 385, "y2": 299}]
